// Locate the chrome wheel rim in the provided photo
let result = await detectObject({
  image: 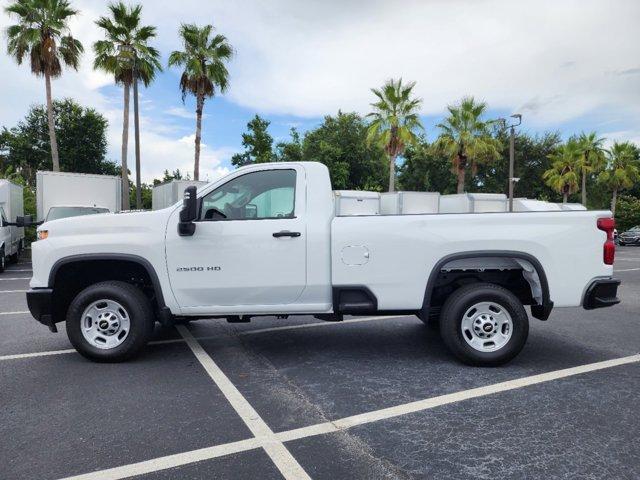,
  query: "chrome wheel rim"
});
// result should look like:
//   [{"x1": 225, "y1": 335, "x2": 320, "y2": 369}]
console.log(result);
[
  {"x1": 461, "y1": 301, "x2": 513, "y2": 352},
  {"x1": 81, "y1": 299, "x2": 131, "y2": 349}
]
